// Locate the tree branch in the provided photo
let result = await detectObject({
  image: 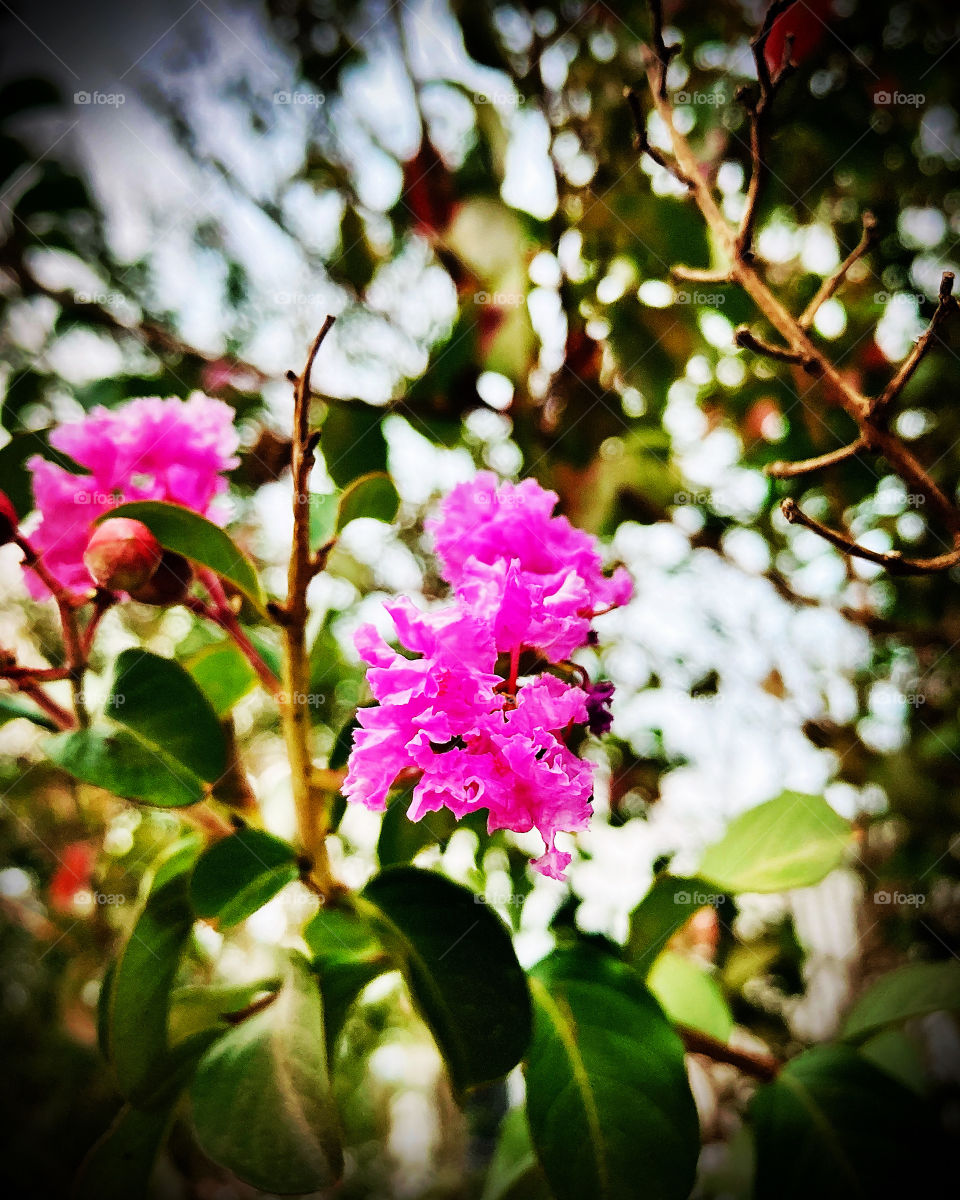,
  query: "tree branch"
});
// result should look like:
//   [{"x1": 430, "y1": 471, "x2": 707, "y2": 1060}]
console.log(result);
[
  {"x1": 766, "y1": 437, "x2": 868, "y2": 479},
  {"x1": 277, "y1": 318, "x2": 343, "y2": 899},
  {"x1": 799, "y1": 211, "x2": 878, "y2": 328},
  {"x1": 678, "y1": 1024, "x2": 780, "y2": 1082},
  {"x1": 870, "y1": 271, "x2": 957, "y2": 420}
]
